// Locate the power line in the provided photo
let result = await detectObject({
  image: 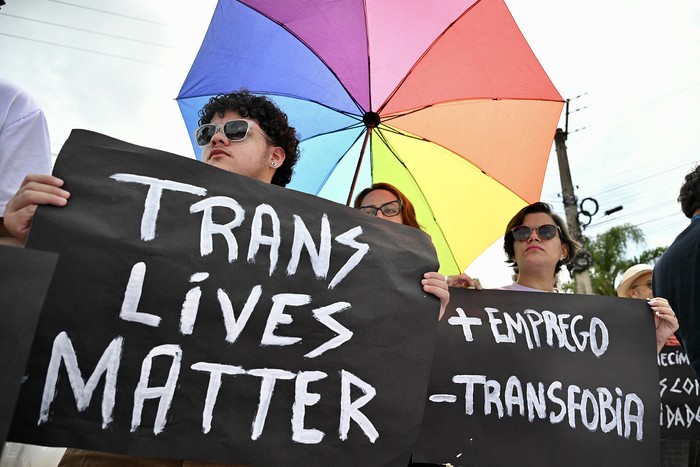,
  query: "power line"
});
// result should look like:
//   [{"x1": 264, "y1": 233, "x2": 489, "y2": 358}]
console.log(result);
[
  {"x1": 544, "y1": 160, "x2": 697, "y2": 233},
  {"x1": 587, "y1": 161, "x2": 696, "y2": 198},
  {"x1": 1, "y1": 13, "x2": 170, "y2": 48},
  {"x1": 545, "y1": 161, "x2": 691, "y2": 199},
  {"x1": 564, "y1": 81, "x2": 700, "y2": 138},
  {"x1": 0, "y1": 32, "x2": 165, "y2": 66},
  {"x1": 584, "y1": 210, "x2": 684, "y2": 244},
  {"x1": 586, "y1": 199, "x2": 675, "y2": 229},
  {"x1": 545, "y1": 186, "x2": 684, "y2": 247},
  {"x1": 644, "y1": 218, "x2": 688, "y2": 239},
  {"x1": 47, "y1": 0, "x2": 172, "y2": 27}
]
